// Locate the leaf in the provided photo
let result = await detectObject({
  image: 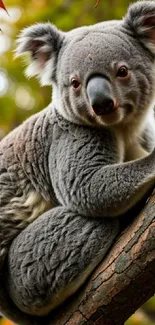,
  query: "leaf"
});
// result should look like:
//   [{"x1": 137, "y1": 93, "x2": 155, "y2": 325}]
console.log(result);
[
  {"x1": 1, "y1": 319, "x2": 15, "y2": 325},
  {"x1": 0, "y1": 0, "x2": 9, "y2": 15}
]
